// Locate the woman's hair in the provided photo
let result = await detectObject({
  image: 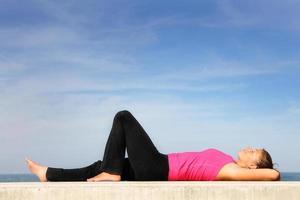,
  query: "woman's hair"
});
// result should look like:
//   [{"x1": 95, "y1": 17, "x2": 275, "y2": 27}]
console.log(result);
[
  {"x1": 256, "y1": 149, "x2": 280, "y2": 180},
  {"x1": 256, "y1": 148, "x2": 274, "y2": 169}
]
